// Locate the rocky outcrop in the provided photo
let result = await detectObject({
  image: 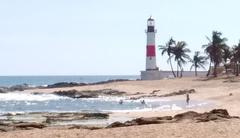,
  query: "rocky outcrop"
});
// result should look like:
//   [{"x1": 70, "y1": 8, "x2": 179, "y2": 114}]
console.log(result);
[
  {"x1": 46, "y1": 79, "x2": 129, "y2": 89},
  {"x1": 45, "y1": 112, "x2": 109, "y2": 124},
  {"x1": 107, "y1": 109, "x2": 239, "y2": 128},
  {"x1": 53, "y1": 89, "x2": 98, "y2": 98},
  {"x1": 0, "y1": 112, "x2": 109, "y2": 132},
  {"x1": 90, "y1": 79, "x2": 129, "y2": 85},
  {"x1": 0, "y1": 84, "x2": 35, "y2": 93},
  {"x1": 54, "y1": 89, "x2": 126, "y2": 98},
  {"x1": 130, "y1": 89, "x2": 196, "y2": 100},
  {"x1": 47, "y1": 82, "x2": 87, "y2": 88}
]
